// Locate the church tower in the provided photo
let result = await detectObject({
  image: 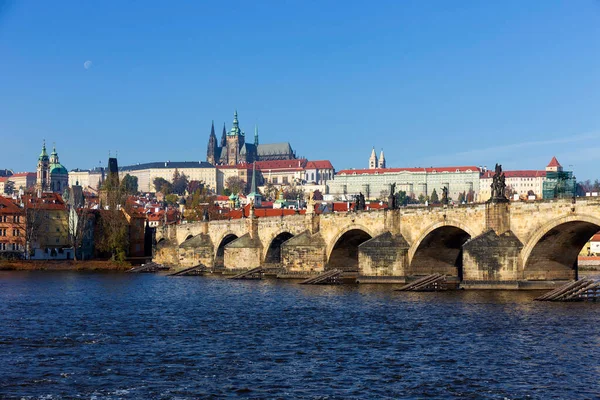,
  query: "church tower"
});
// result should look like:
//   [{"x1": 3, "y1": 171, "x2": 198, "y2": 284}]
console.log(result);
[
  {"x1": 226, "y1": 110, "x2": 244, "y2": 165},
  {"x1": 207, "y1": 120, "x2": 218, "y2": 165},
  {"x1": 369, "y1": 147, "x2": 378, "y2": 169},
  {"x1": 254, "y1": 125, "x2": 259, "y2": 146},
  {"x1": 37, "y1": 141, "x2": 50, "y2": 192},
  {"x1": 378, "y1": 149, "x2": 386, "y2": 169}
]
